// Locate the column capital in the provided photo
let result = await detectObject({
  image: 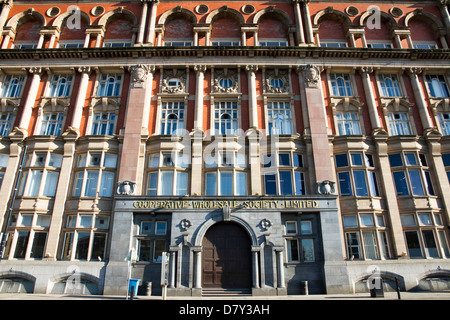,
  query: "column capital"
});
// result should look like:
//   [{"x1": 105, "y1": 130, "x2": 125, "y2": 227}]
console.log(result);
[
  {"x1": 194, "y1": 65, "x2": 207, "y2": 73},
  {"x1": 405, "y1": 67, "x2": 422, "y2": 77},
  {"x1": 357, "y1": 66, "x2": 374, "y2": 75},
  {"x1": 78, "y1": 66, "x2": 92, "y2": 74},
  {"x1": 27, "y1": 67, "x2": 43, "y2": 75},
  {"x1": 245, "y1": 65, "x2": 258, "y2": 73}
]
